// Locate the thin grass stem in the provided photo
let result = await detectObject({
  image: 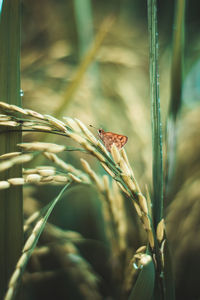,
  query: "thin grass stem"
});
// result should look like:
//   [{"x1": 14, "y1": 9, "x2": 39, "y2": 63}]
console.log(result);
[{"x1": 0, "y1": 1, "x2": 22, "y2": 298}]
